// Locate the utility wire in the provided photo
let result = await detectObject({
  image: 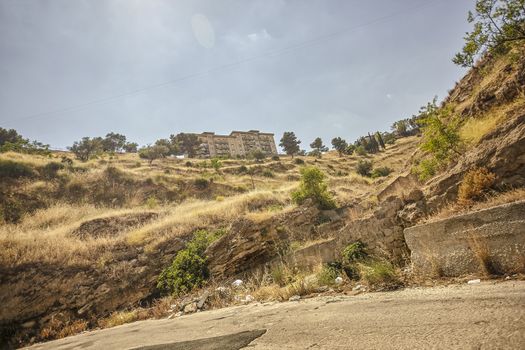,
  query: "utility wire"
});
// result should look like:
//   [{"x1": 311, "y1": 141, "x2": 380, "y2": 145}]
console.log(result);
[{"x1": 4, "y1": 0, "x2": 438, "y2": 124}]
